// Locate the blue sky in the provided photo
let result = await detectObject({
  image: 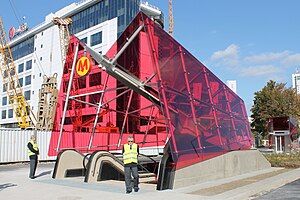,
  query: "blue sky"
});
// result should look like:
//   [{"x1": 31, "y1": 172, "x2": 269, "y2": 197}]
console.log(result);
[{"x1": 1, "y1": 0, "x2": 300, "y2": 116}]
